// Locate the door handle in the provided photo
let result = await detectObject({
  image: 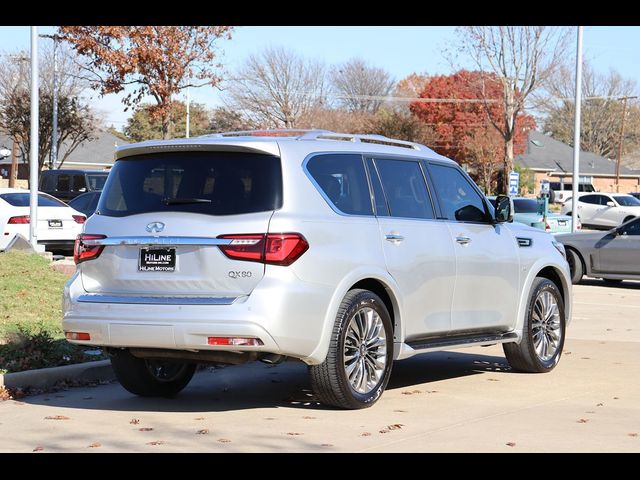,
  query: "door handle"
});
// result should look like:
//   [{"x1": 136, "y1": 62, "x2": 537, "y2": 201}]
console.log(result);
[
  {"x1": 456, "y1": 236, "x2": 471, "y2": 245},
  {"x1": 385, "y1": 234, "x2": 405, "y2": 243}
]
